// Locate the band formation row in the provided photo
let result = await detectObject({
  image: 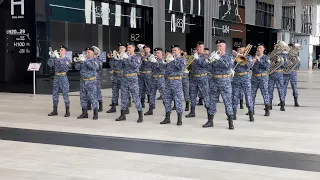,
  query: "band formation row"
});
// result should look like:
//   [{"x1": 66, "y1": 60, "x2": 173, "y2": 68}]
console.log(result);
[{"x1": 47, "y1": 40, "x2": 301, "y2": 130}]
